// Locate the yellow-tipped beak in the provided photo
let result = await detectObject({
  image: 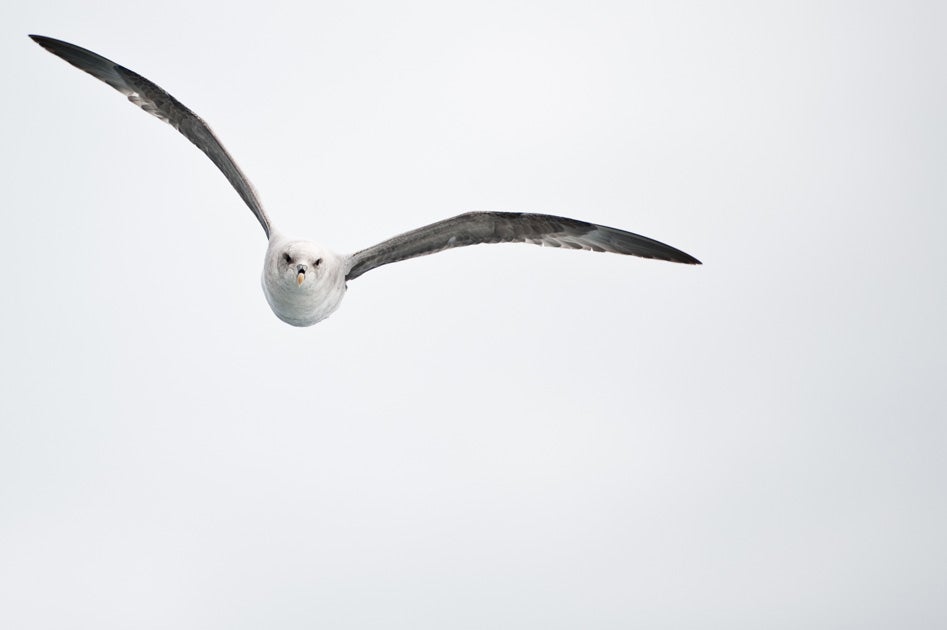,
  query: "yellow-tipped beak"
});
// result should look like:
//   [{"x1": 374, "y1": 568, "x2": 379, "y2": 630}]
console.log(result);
[{"x1": 297, "y1": 272, "x2": 305, "y2": 286}]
